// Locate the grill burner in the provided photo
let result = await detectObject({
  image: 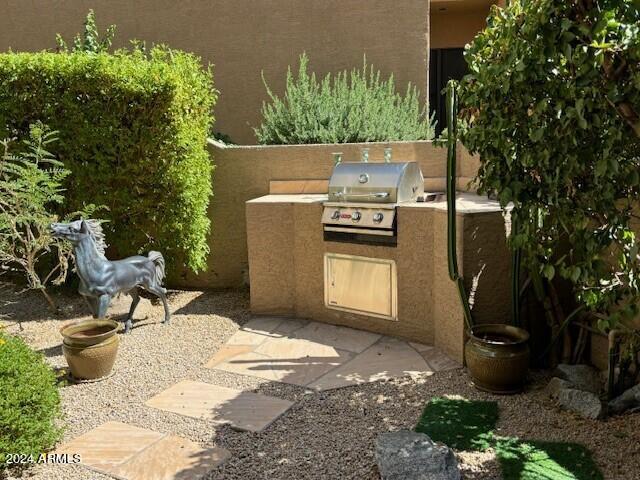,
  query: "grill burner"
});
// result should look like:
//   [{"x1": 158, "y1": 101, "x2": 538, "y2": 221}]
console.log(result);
[{"x1": 322, "y1": 162, "x2": 425, "y2": 245}]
